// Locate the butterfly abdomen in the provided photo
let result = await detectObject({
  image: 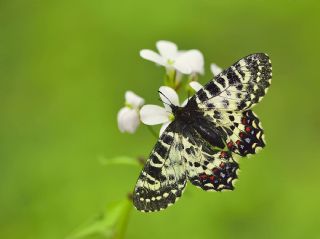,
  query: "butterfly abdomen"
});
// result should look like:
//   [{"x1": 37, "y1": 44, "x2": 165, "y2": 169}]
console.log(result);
[{"x1": 193, "y1": 122, "x2": 226, "y2": 149}]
